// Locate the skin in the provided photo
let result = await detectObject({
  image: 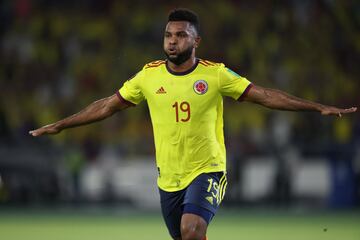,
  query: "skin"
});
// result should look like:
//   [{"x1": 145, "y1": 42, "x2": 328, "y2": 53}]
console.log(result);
[
  {"x1": 179, "y1": 213, "x2": 207, "y2": 240},
  {"x1": 29, "y1": 21, "x2": 357, "y2": 240},
  {"x1": 164, "y1": 21, "x2": 200, "y2": 72}
]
